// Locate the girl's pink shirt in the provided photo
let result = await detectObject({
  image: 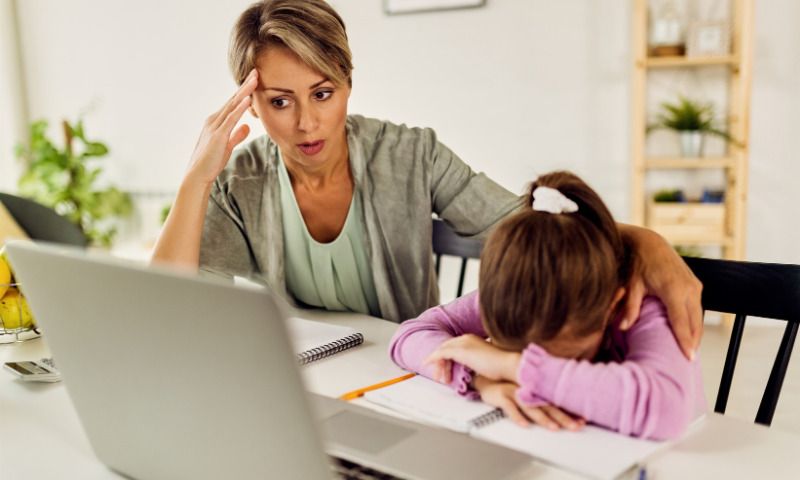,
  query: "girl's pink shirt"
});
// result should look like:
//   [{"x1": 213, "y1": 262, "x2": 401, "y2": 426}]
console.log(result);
[{"x1": 388, "y1": 290, "x2": 706, "y2": 440}]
